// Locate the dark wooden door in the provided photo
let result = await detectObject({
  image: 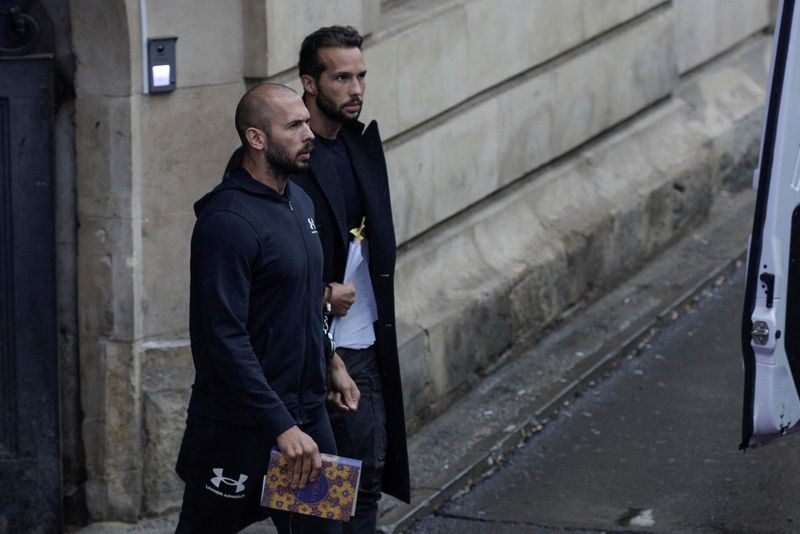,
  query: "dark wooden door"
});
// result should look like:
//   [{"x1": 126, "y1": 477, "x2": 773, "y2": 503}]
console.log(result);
[{"x1": 0, "y1": 56, "x2": 61, "y2": 533}]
